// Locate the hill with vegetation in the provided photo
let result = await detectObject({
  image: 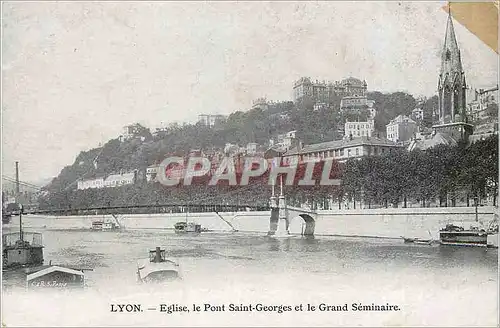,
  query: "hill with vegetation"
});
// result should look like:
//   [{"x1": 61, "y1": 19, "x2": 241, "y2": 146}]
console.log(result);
[{"x1": 39, "y1": 91, "x2": 489, "y2": 211}]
